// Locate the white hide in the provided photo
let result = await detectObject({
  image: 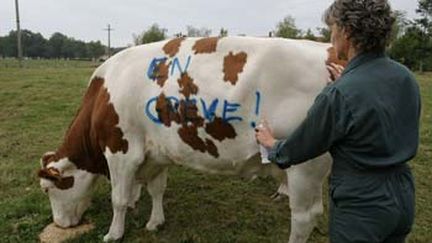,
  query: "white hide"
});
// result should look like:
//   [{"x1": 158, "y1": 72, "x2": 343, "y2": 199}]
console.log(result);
[{"x1": 96, "y1": 37, "x2": 330, "y2": 174}]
